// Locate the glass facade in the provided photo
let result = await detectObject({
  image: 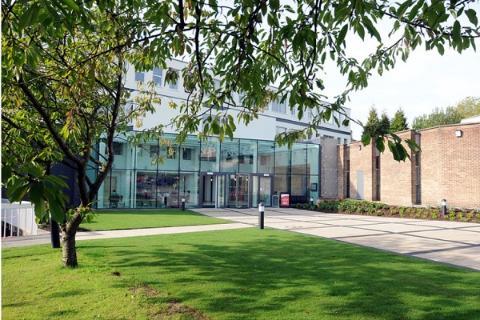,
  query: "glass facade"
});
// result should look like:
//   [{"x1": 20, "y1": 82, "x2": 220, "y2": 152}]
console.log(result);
[{"x1": 96, "y1": 133, "x2": 320, "y2": 209}]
